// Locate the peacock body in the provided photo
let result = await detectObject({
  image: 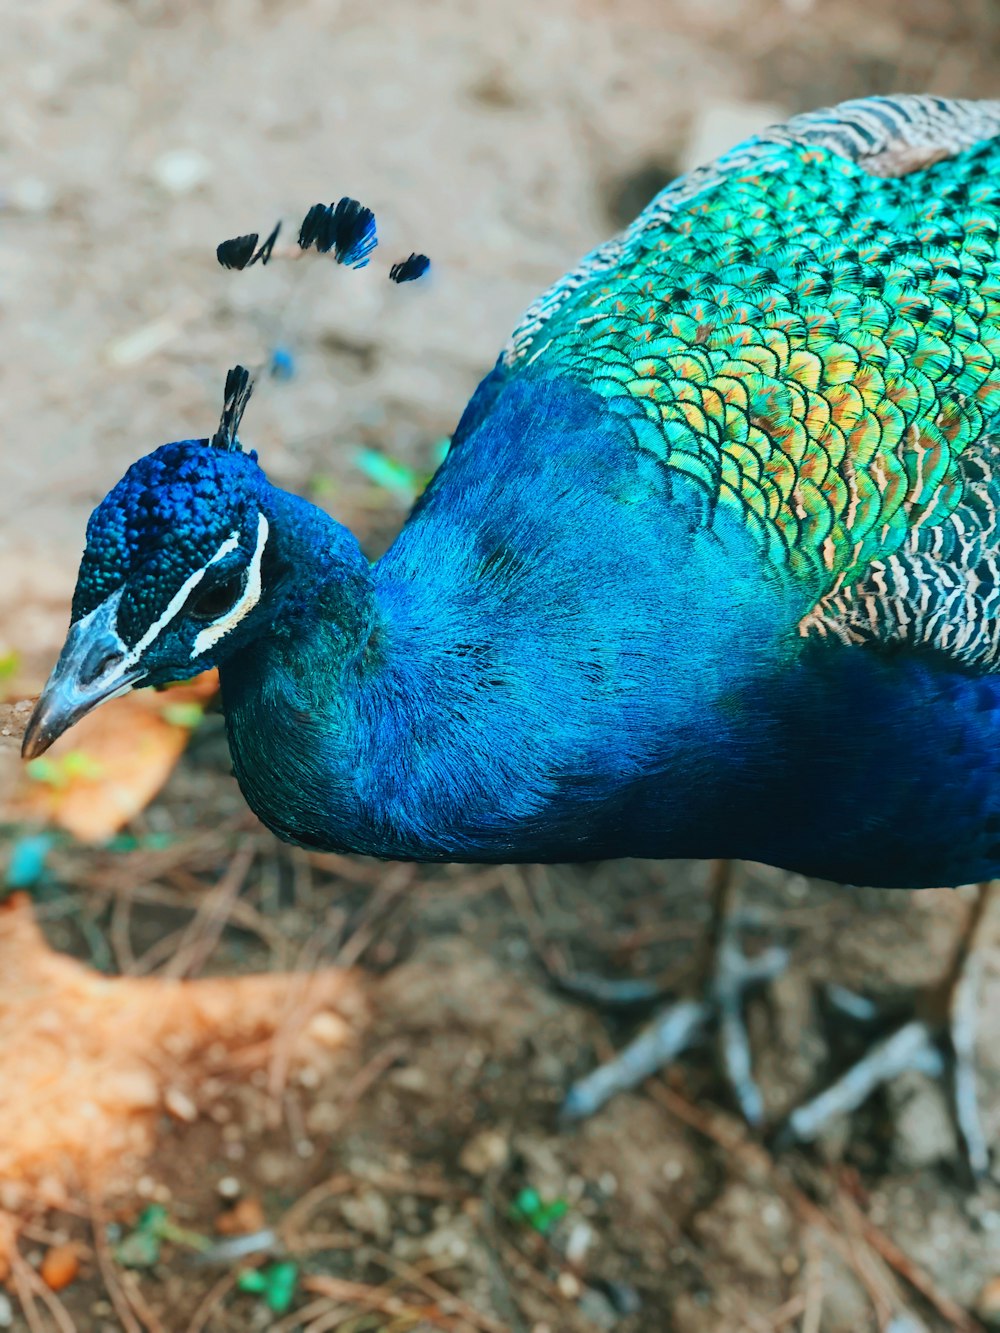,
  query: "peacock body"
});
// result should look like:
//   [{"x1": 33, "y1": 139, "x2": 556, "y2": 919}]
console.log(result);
[{"x1": 25, "y1": 95, "x2": 1000, "y2": 888}]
